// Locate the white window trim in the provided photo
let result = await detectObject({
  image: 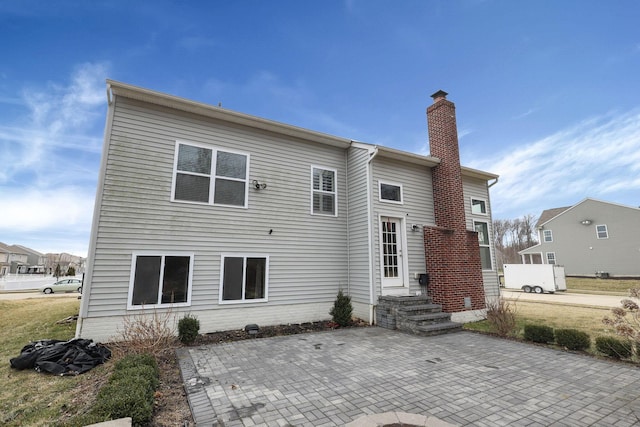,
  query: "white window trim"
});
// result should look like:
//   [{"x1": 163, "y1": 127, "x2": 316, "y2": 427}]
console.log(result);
[
  {"x1": 596, "y1": 224, "x2": 609, "y2": 239},
  {"x1": 127, "y1": 251, "x2": 194, "y2": 310},
  {"x1": 378, "y1": 180, "x2": 404, "y2": 205},
  {"x1": 219, "y1": 253, "x2": 270, "y2": 304},
  {"x1": 171, "y1": 140, "x2": 250, "y2": 209},
  {"x1": 473, "y1": 220, "x2": 493, "y2": 271},
  {"x1": 543, "y1": 229, "x2": 553, "y2": 242},
  {"x1": 470, "y1": 197, "x2": 488, "y2": 216},
  {"x1": 310, "y1": 165, "x2": 338, "y2": 217},
  {"x1": 546, "y1": 252, "x2": 556, "y2": 265}
]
